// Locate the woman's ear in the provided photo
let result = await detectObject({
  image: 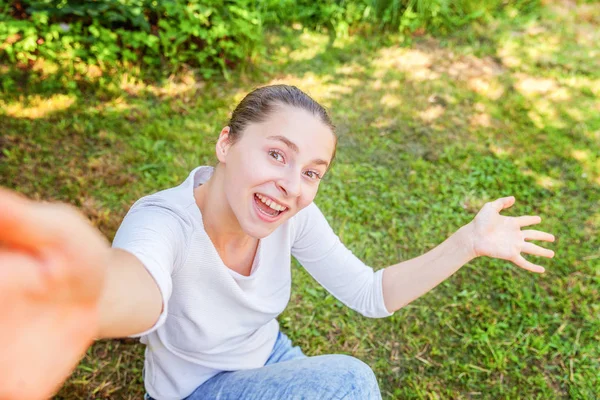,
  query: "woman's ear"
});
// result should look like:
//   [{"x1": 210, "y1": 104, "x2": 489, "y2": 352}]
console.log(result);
[{"x1": 216, "y1": 126, "x2": 232, "y2": 163}]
